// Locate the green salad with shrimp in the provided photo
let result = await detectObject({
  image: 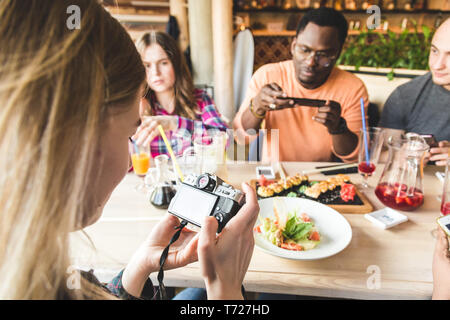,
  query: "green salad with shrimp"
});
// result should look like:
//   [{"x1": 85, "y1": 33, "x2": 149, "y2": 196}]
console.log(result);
[{"x1": 254, "y1": 198, "x2": 321, "y2": 251}]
